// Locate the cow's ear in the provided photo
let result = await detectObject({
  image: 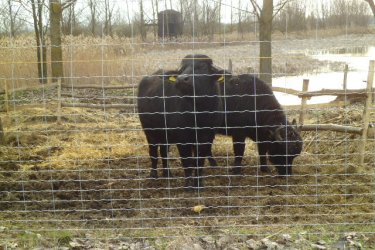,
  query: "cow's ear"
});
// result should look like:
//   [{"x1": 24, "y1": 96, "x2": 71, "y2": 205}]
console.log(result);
[
  {"x1": 269, "y1": 126, "x2": 284, "y2": 141},
  {"x1": 216, "y1": 69, "x2": 231, "y2": 84},
  {"x1": 292, "y1": 118, "x2": 303, "y2": 132},
  {"x1": 217, "y1": 75, "x2": 225, "y2": 83},
  {"x1": 168, "y1": 75, "x2": 177, "y2": 82}
]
